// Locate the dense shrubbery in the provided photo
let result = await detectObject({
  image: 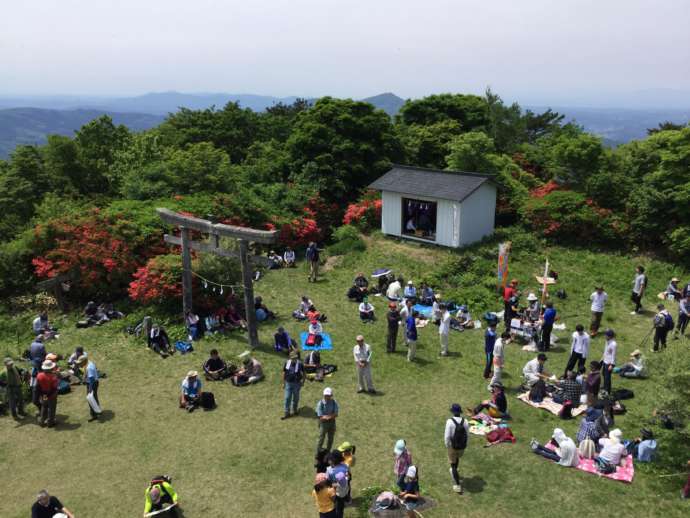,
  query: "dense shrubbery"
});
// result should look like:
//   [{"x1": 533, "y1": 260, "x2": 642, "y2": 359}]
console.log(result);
[
  {"x1": 128, "y1": 254, "x2": 183, "y2": 305},
  {"x1": 328, "y1": 225, "x2": 366, "y2": 256},
  {"x1": 342, "y1": 191, "x2": 382, "y2": 231}
]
